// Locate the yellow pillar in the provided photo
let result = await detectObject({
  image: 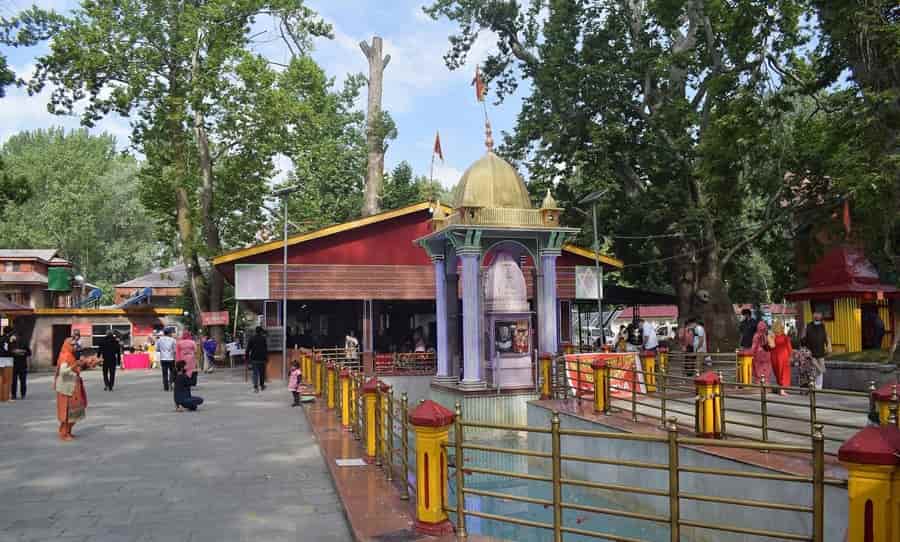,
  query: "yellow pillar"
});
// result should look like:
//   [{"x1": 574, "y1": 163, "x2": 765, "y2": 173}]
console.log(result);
[
  {"x1": 562, "y1": 342, "x2": 575, "y2": 355},
  {"x1": 838, "y1": 425, "x2": 900, "y2": 542},
  {"x1": 410, "y1": 399, "x2": 455, "y2": 536},
  {"x1": 873, "y1": 384, "x2": 900, "y2": 426},
  {"x1": 592, "y1": 359, "x2": 608, "y2": 414},
  {"x1": 694, "y1": 371, "x2": 722, "y2": 438},
  {"x1": 540, "y1": 353, "x2": 553, "y2": 400},
  {"x1": 303, "y1": 353, "x2": 311, "y2": 384},
  {"x1": 737, "y1": 349, "x2": 753, "y2": 385},
  {"x1": 363, "y1": 378, "x2": 379, "y2": 462},
  {"x1": 641, "y1": 350, "x2": 656, "y2": 392},
  {"x1": 349, "y1": 372, "x2": 358, "y2": 429},
  {"x1": 326, "y1": 363, "x2": 337, "y2": 409},
  {"x1": 313, "y1": 356, "x2": 322, "y2": 396},
  {"x1": 340, "y1": 369, "x2": 351, "y2": 429},
  {"x1": 658, "y1": 346, "x2": 668, "y2": 375}
]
